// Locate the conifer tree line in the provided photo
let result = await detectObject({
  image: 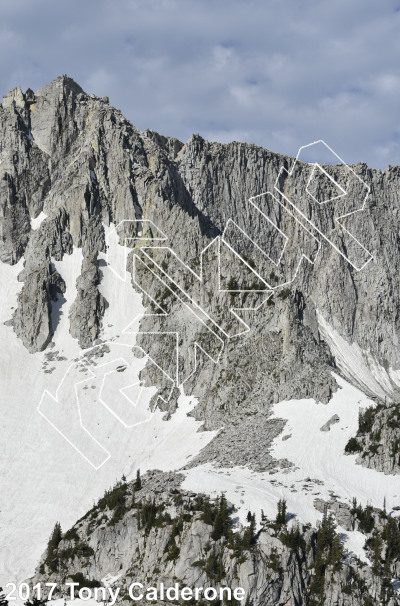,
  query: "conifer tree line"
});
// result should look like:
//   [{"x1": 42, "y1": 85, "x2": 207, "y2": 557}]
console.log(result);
[{"x1": 37, "y1": 471, "x2": 400, "y2": 605}]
